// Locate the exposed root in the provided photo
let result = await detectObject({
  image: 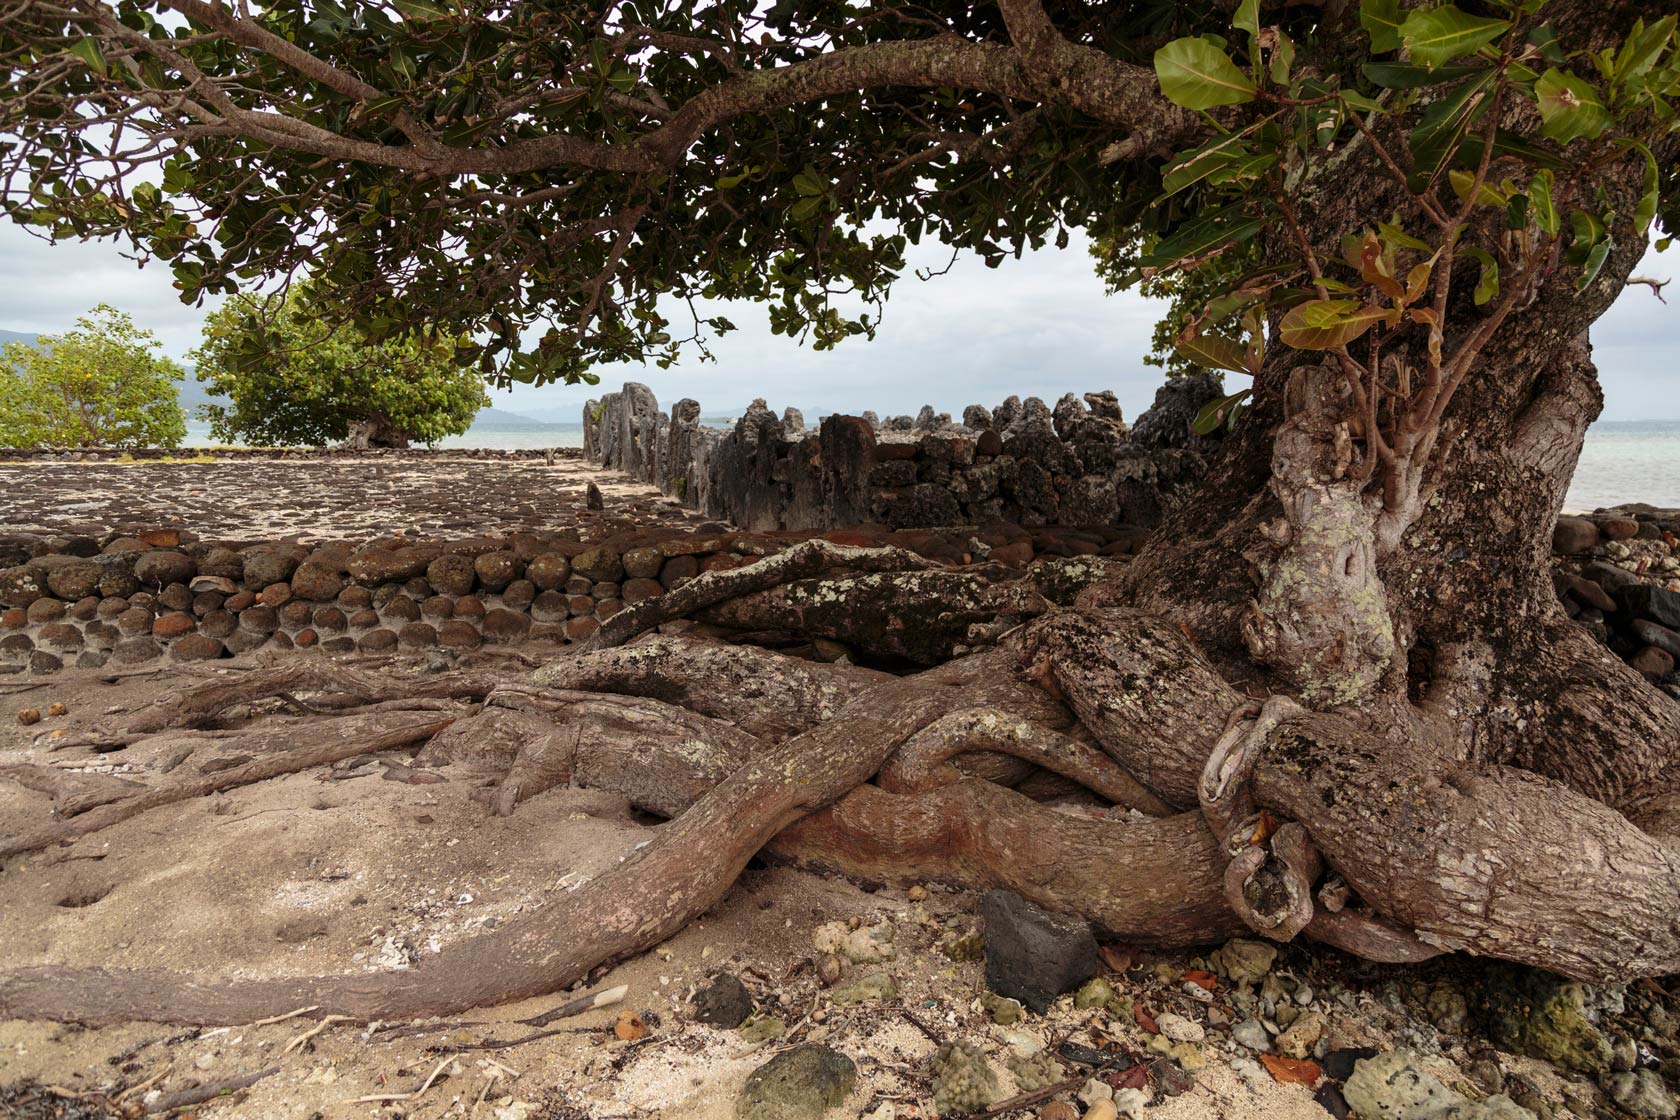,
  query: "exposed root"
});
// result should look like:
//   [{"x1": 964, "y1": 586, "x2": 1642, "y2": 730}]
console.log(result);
[
  {"x1": 0, "y1": 763, "x2": 144, "y2": 817},
  {"x1": 581, "y1": 539, "x2": 936, "y2": 652},
  {"x1": 772, "y1": 782, "x2": 1244, "y2": 945},
  {"x1": 0, "y1": 669, "x2": 970, "y2": 1024},
  {"x1": 1223, "y1": 820, "x2": 1321, "y2": 942},
  {"x1": 122, "y1": 663, "x2": 498, "y2": 734},
  {"x1": 533, "y1": 635, "x2": 889, "y2": 740},
  {"x1": 877, "y1": 707, "x2": 1175, "y2": 815}
]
